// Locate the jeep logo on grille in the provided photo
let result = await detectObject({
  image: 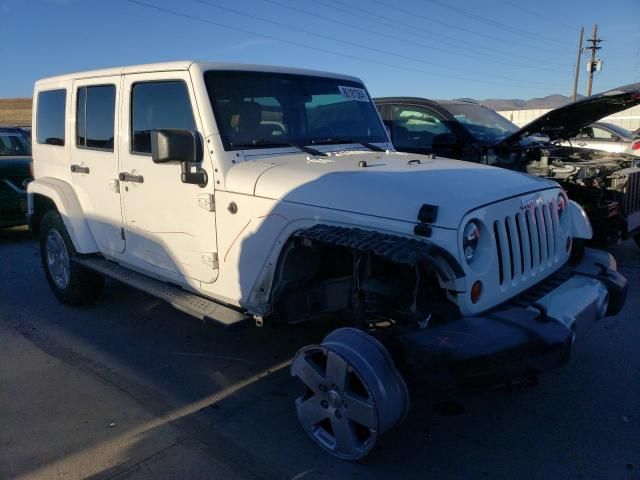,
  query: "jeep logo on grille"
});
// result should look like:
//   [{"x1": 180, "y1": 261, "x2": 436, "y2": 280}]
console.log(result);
[{"x1": 520, "y1": 196, "x2": 542, "y2": 210}]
